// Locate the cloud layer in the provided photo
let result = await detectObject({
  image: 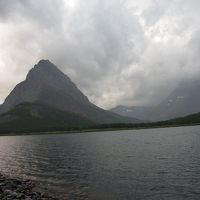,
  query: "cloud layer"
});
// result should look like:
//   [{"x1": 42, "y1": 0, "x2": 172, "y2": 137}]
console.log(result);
[{"x1": 0, "y1": 0, "x2": 200, "y2": 108}]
